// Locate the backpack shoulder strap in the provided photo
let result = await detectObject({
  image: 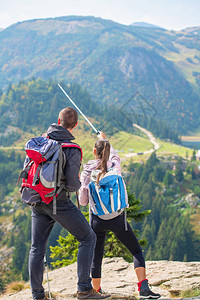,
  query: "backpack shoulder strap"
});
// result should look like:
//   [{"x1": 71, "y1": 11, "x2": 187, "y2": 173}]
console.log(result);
[{"x1": 61, "y1": 142, "x2": 83, "y2": 161}]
